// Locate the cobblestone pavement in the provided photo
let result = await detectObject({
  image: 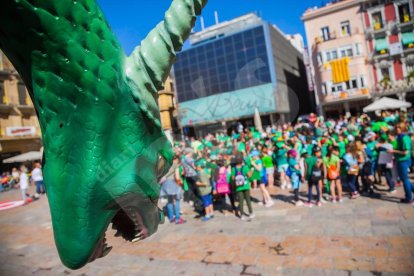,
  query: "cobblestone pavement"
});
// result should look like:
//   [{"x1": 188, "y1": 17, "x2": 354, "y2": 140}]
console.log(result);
[{"x1": 0, "y1": 182, "x2": 413, "y2": 276}]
